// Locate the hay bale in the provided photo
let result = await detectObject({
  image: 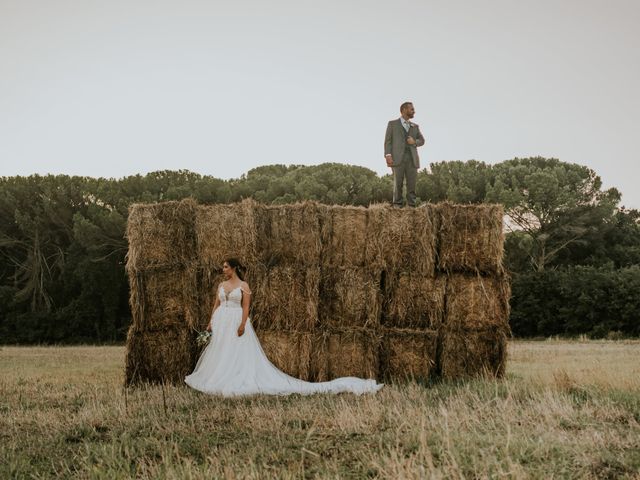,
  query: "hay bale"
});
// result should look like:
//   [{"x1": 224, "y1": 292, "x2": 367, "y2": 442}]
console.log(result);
[
  {"x1": 128, "y1": 267, "x2": 144, "y2": 334},
  {"x1": 367, "y1": 203, "x2": 437, "y2": 275},
  {"x1": 124, "y1": 199, "x2": 511, "y2": 385},
  {"x1": 194, "y1": 268, "x2": 223, "y2": 332},
  {"x1": 128, "y1": 267, "x2": 199, "y2": 332},
  {"x1": 255, "y1": 330, "x2": 312, "y2": 380},
  {"x1": 312, "y1": 329, "x2": 380, "y2": 381},
  {"x1": 126, "y1": 199, "x2": 197, "y2": 271},
  {"x1": 444, "y1": 274, "x2": 511, "y2": 331},
  {"x1": 195, "y1": 199, "x2": 258, "y2": 268},
  {"x1": 383, "y1": 273, "x2": 446, "y2": 329},
  {"x1": 440, "y1": 327, "x2": 509, "y2": 379},
  {"x1": 125, "y1": 327, "x2": 194, "y2": 385},
  {"x1": 380, "y1": 328, "x2": 437, "y2": 381},
  {"x1": 250, "y1": 265, "x2": 320, "y2": 331},
  {"x1": 318, "y1": 267, "x2": 382, "y2": 329},
  {"x1": 437, "y1": 202, "x2": 504, "y2": 274},
  {"x1": 255, "y1": 202, "x2": 322, "y2": 266},
  {"x1": 320, "y1": 205, "x2": 369, "y2": 267}
]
